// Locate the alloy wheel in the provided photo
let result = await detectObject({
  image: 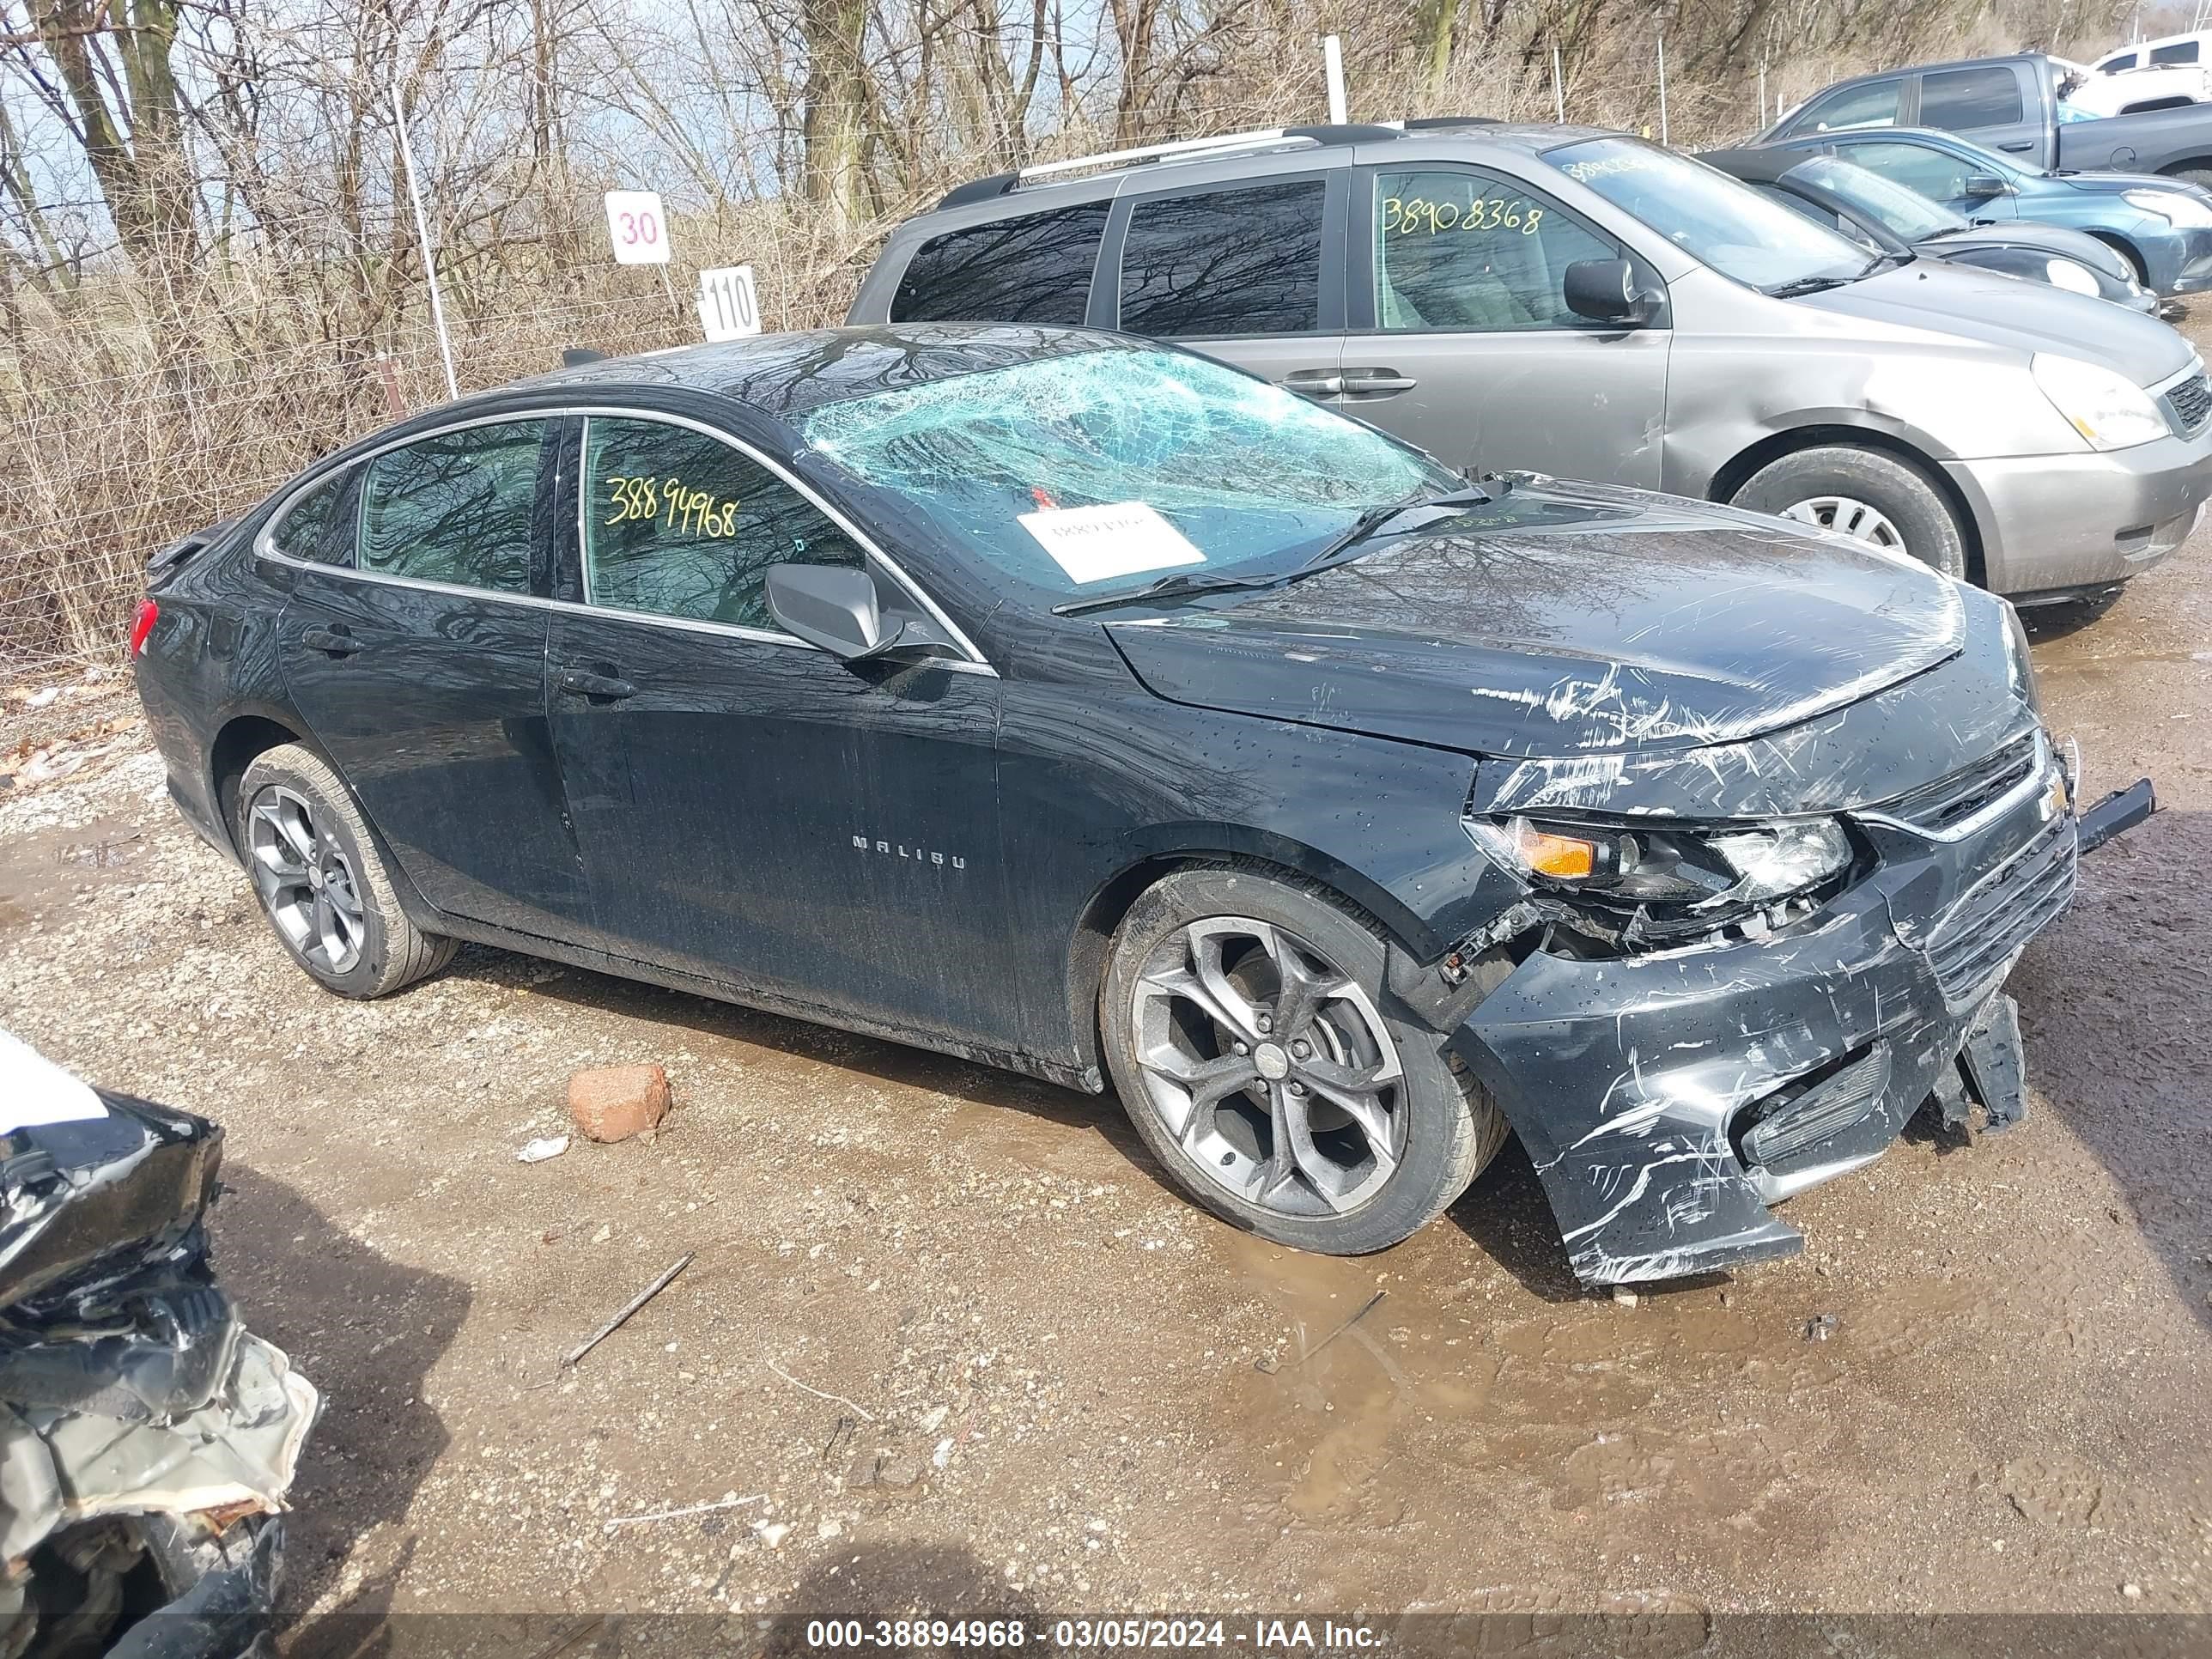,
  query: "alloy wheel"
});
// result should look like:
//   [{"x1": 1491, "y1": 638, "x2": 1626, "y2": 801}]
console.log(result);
[
  {"x1": 1128, "y1": 916, "x2": 1405, "y2": 1217},
  {"x1": 1778, "y1": 494, "x2": 1907, "y2": 553},
  {"x1": 247, "y1": 784, "x2": 367, "y2": 975}
]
